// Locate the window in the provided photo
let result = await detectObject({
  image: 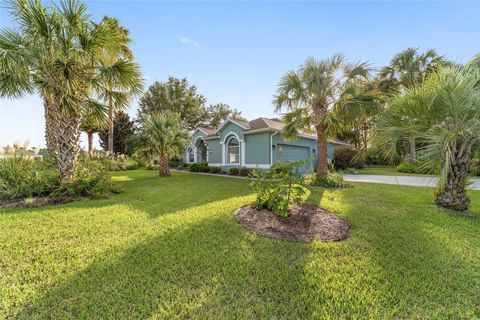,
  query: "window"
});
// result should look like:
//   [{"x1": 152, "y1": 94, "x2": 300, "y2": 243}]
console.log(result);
[
  {"x1": 188, "y1": 147, "x2": 194, "y2": 163},
  {"x1": 227, "y1": 137, "x2": 240, "y2": 164}
]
